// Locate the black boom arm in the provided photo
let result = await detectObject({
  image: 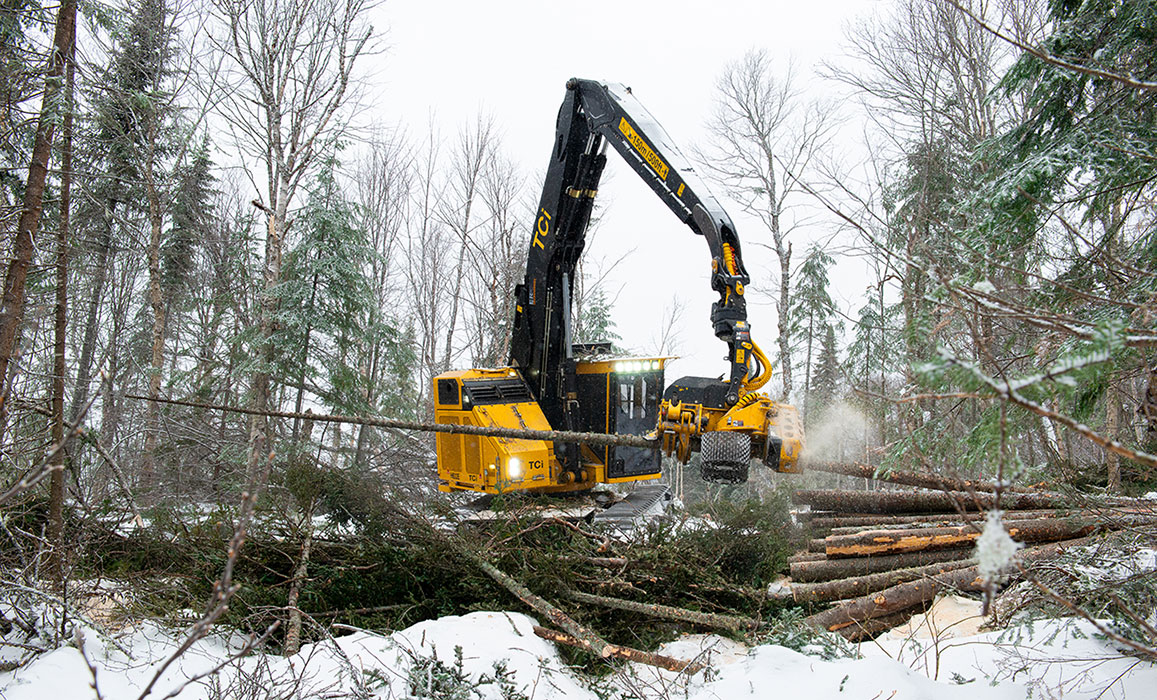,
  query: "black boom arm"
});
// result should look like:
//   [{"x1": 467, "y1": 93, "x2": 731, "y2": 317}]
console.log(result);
[{"x1": 510, "y1": 79, "x2": 756, "y2": 473}]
